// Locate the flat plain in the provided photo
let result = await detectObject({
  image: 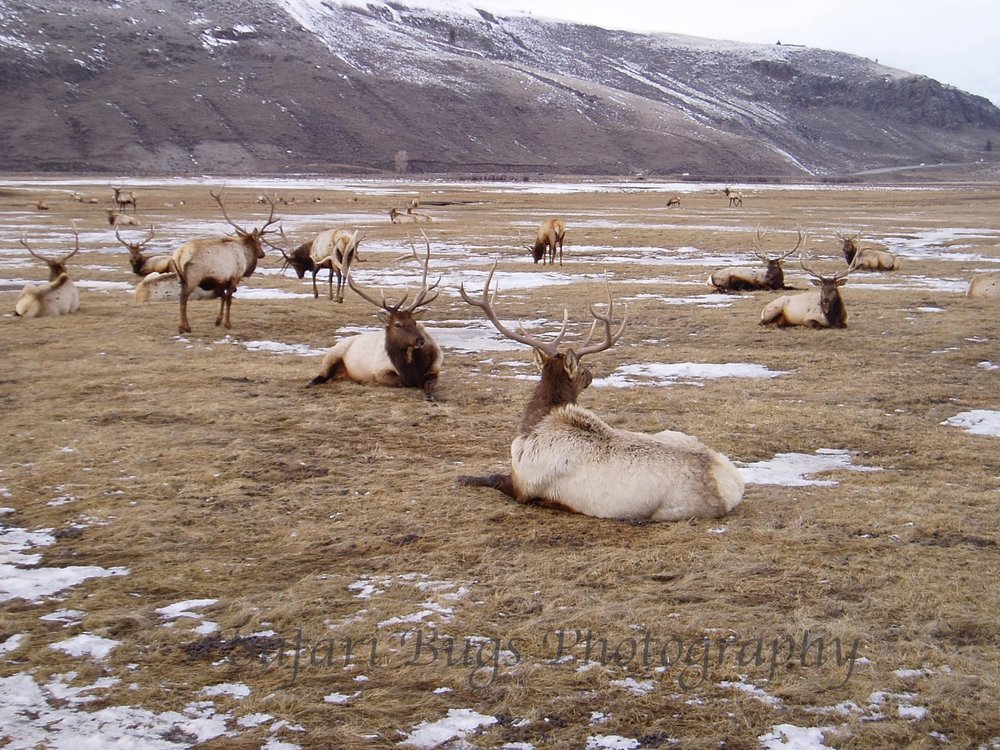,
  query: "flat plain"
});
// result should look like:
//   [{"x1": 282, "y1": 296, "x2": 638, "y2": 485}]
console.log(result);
[{"x1": 1, "y1": 176, "x2": 999, "y2": 749}]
